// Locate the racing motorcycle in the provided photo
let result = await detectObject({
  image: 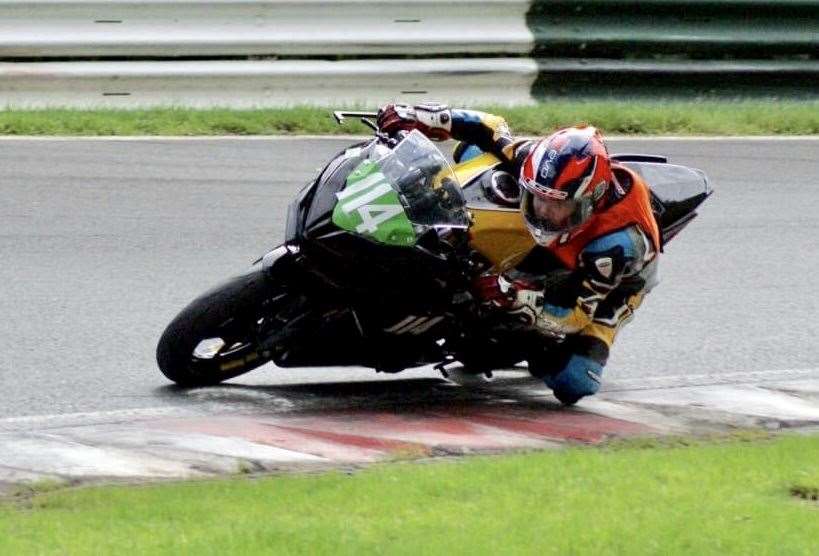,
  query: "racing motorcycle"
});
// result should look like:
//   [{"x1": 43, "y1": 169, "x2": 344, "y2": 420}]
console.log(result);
[{"x1": 156, "y1": 111, "x2": 711, "y2": 386}]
